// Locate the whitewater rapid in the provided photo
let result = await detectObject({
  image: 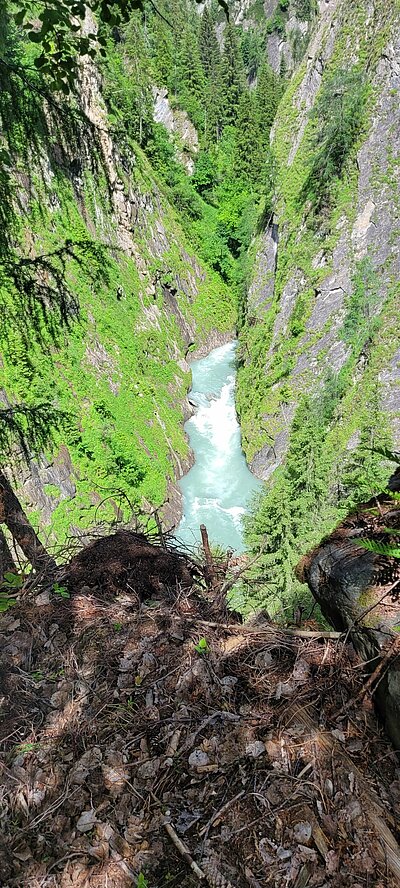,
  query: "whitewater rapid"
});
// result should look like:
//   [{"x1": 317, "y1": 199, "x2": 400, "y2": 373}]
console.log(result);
[{"x1": 176, "y1": 341, "x2": 261, "y2": 552}]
